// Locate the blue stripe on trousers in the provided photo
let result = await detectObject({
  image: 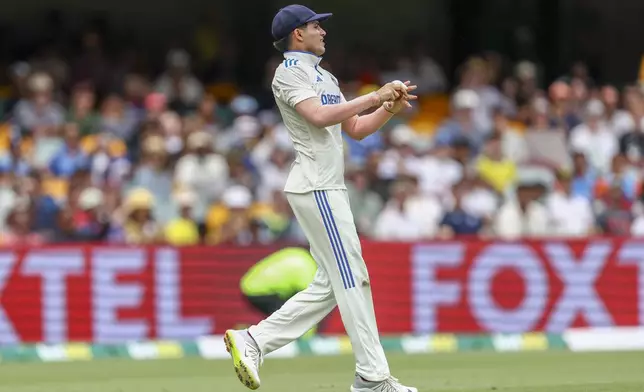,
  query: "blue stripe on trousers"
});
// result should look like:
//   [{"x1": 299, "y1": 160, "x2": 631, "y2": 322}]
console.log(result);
[
  {"x1": 320, "y1": 191, "x2": 356, "y2": 289},
  {"x1": 314, "y1": 191, "x2": 350, "y2": 289}
]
